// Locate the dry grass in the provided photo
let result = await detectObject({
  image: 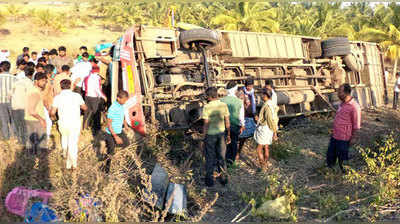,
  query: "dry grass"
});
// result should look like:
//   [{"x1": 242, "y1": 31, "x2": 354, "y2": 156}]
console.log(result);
[{"x1": 0, "y1": 124, "x2": 218, "y2": 222}]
